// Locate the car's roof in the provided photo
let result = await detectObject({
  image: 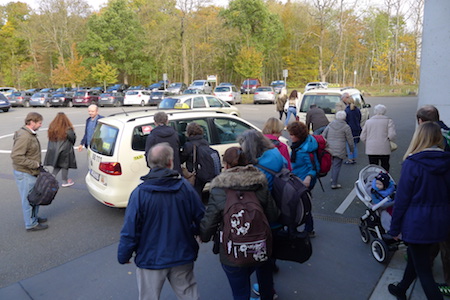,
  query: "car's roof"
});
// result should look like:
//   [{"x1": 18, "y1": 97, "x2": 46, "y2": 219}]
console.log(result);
[{"x1": 303, "y1": 87, "x2": 360, "y2": 95}]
